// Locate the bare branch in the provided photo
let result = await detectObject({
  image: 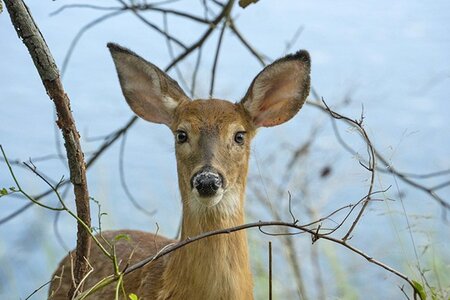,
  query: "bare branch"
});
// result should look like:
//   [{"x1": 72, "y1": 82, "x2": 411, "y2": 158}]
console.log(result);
[
  {"x1": 320, "y1": 99, "x2": 376, "y2": 241},
  {"x1": 24, "y1": 279, "x2": 53, "y2": 300},
  {"x1": 306, "y1": 100, "x2": 450, "y2": 211},
  {"x1": 165, "y1": 0, "x2": 235, "y2": 71},
  {"x1": 209, "y1": 20, "x2": 227, "y2": 96},
  {"x1": 0, "y1": 116, "x2": 138, "y2": 226},
  {"x1": 133, "y1": 5, "x2": 210, "y2": 24},
  {"x1": 268, "y1": 241, "x2": 272, "y2": 300},
  {"x1": 61, "y1": 10, "x2": 126, "y2": 76},
  {"x1": 115, "y1": 220, "x2": 420, "y2": 299},
  {"x1": 229, "y1": 19, "x2": 267, "y2": 67},
  {"x1": 117, "y1": 1, "x2": 188, "y2": 50},
  {"x1": 118, "y1": 132, "x2": 157, "y2": 216},
  {"x1": 50, "y1": 4, "x2": 120, "y2": 16},
  {"x1": 4, "y1": 1, "x2": 91, "y2": 296}
]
